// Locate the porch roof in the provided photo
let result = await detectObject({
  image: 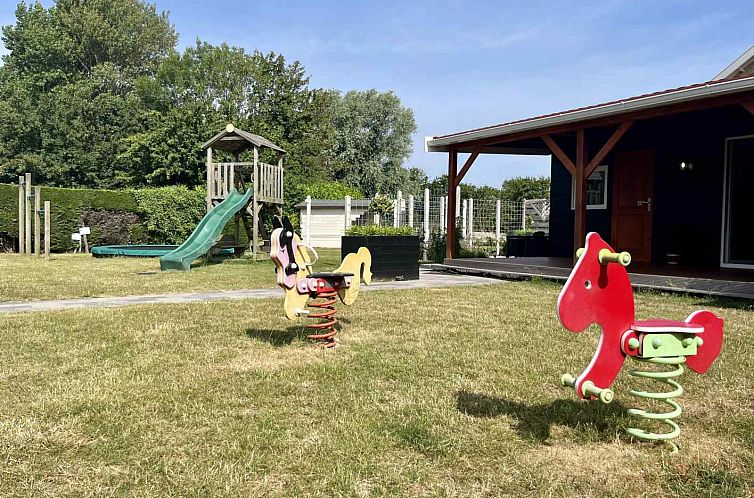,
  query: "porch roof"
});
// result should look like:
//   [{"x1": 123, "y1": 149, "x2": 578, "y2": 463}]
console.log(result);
[{"x1": 425, "y1": 74, "x2": 754, "y2": 153}]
